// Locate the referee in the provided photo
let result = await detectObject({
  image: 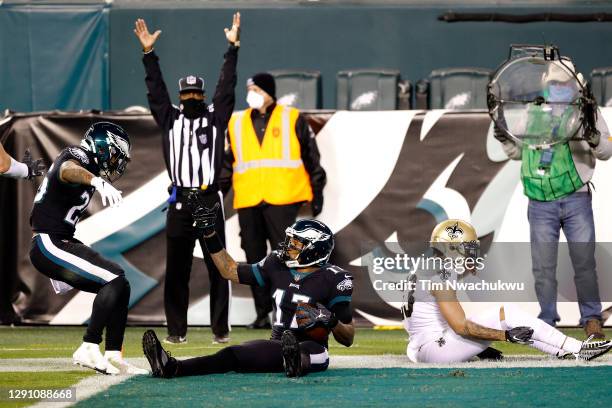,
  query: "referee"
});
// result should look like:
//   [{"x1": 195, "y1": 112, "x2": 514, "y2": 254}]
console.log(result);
[{"x1": 133, "y1": 14, "x2": 240, "y2": 344}]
